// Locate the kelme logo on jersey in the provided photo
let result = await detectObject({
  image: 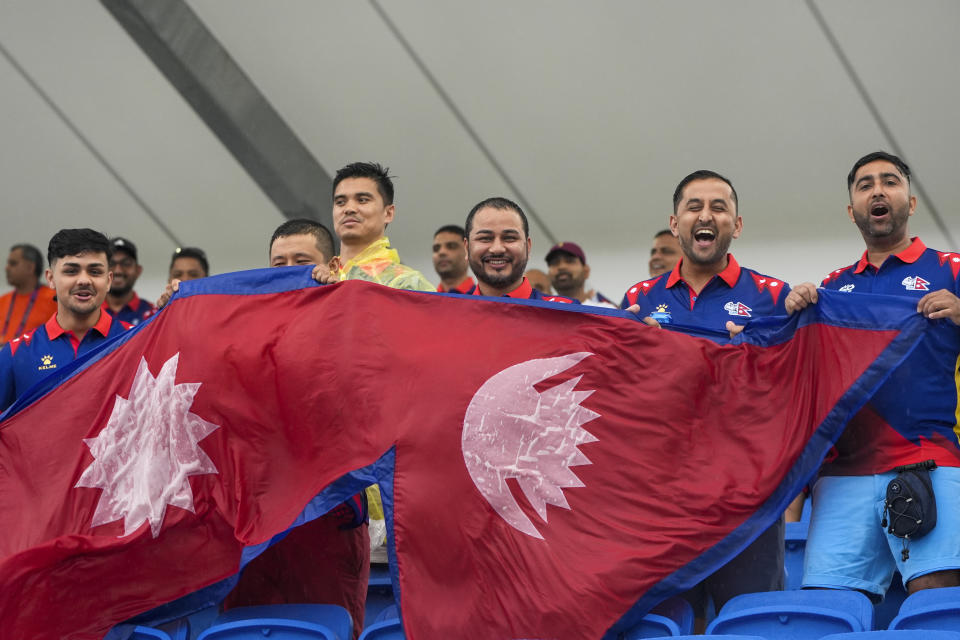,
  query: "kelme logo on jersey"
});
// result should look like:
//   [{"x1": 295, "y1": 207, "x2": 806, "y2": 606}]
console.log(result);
[
  {"x1": 649, "y1": 304, "x2": 672, "y2": 324},
  {"x1": 724, "y1": 301, "x2": 752, "y2": 317},
  {"x1": 839, "y1": 284, "x2": 855, "y2": 292},
  {"x1": 901, "y1": 276, "x2": 930, "y2": 291},
  {"x1": 38, "y1": 354, "x2": 57, "y2": 371}
]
